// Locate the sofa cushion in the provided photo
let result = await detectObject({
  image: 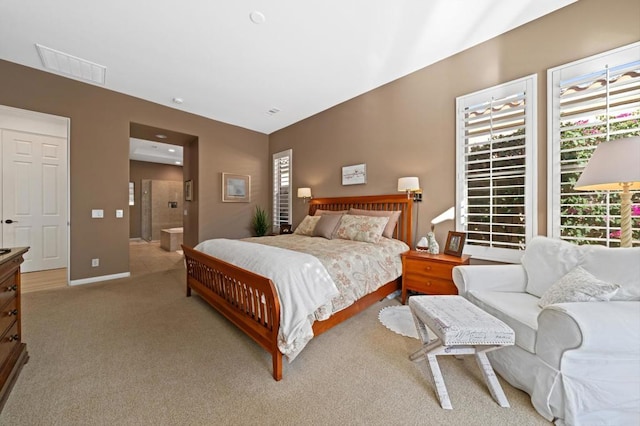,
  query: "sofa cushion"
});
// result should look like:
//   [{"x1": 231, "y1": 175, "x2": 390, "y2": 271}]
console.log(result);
[
  {"x1": 467, "y1": 290, "x2": 540, "y2": 353},
  {"x1": 538, "y1": 266, "x2": 620, "y2": 308},
  {"x1": 580, "y1": 245, "x2": 640, "y2": 301},
  {"x1": 521, "y1": 237, "x2": 584, "y2": 298}
]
